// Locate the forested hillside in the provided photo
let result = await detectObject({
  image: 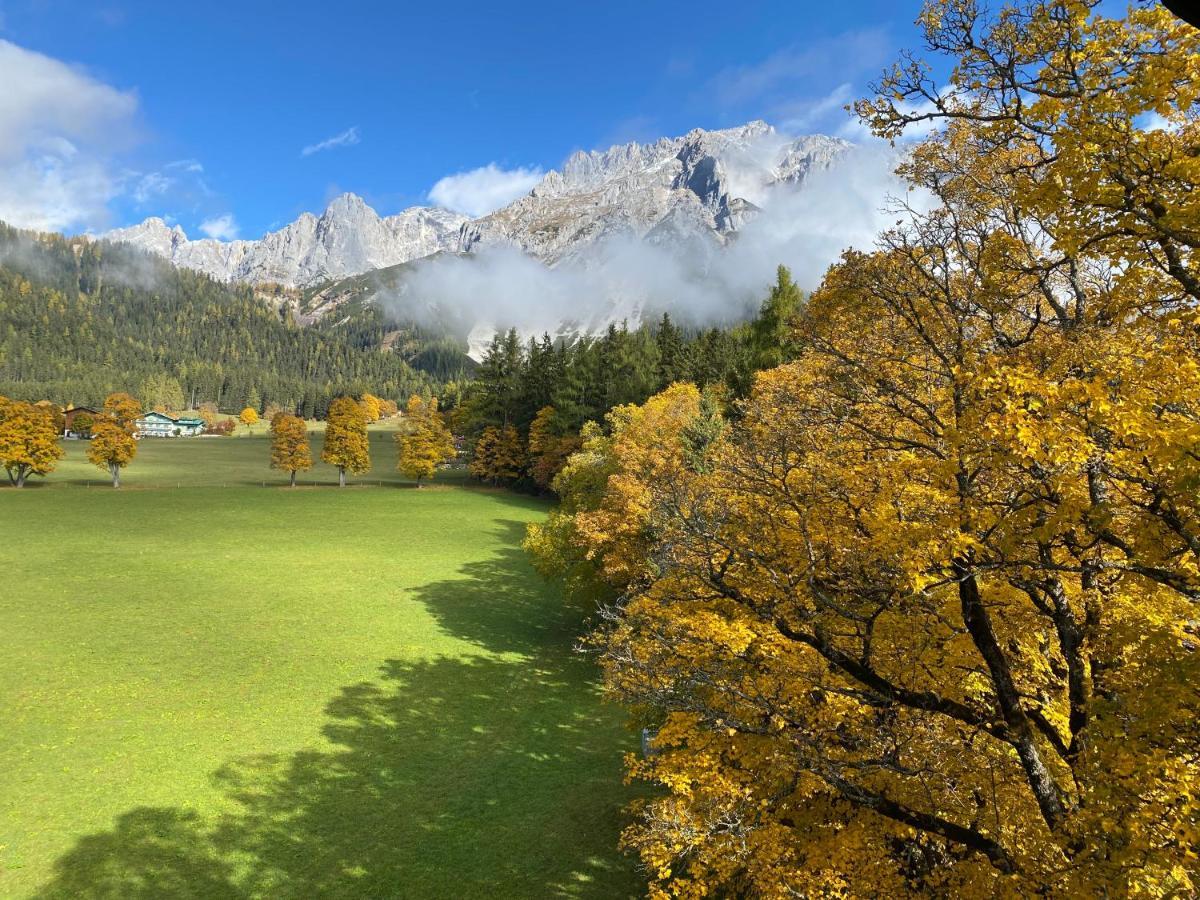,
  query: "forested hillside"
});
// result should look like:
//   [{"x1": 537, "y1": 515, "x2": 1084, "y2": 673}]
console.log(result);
[{"x1": 0, "y1": 224, "x2": 453, "y2": 415}]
